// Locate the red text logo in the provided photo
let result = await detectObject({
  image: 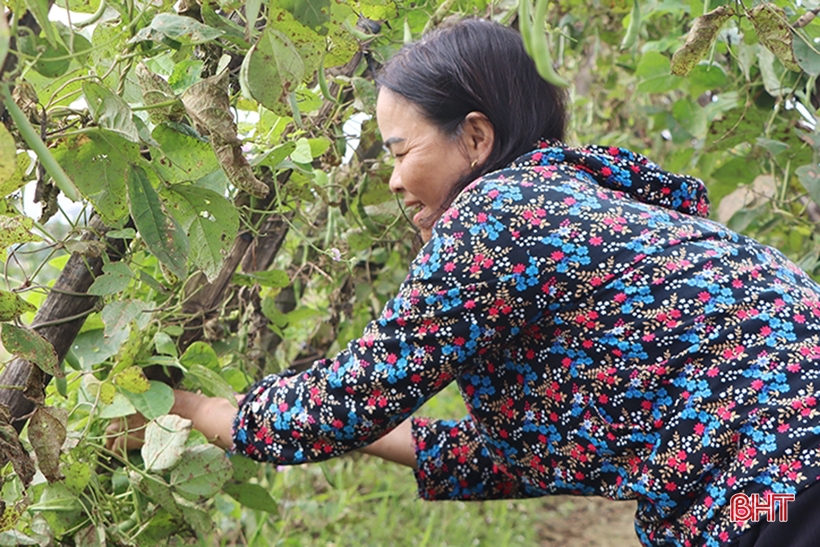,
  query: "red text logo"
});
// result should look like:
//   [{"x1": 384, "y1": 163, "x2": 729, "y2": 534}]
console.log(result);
[{"x1": 729, "y1": 493, "x2": 795, "y2": 523}]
